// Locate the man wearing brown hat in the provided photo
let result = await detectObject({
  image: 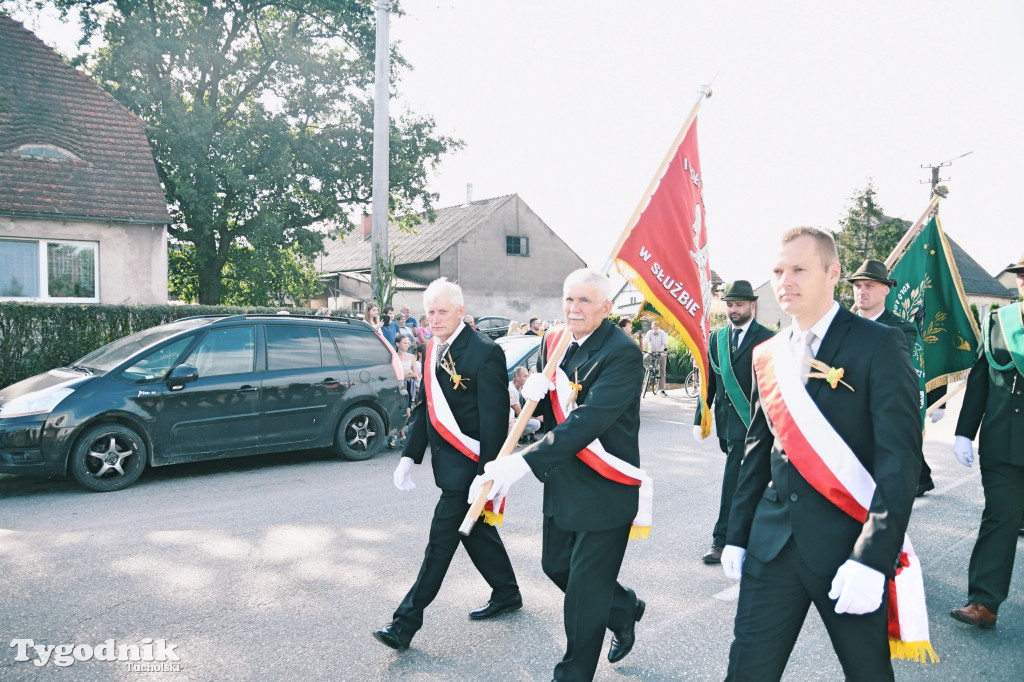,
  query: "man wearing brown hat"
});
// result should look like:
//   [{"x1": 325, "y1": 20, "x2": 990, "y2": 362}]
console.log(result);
[
  {"x1": 949, "y1": 254, "x2": 1024, "y2": 629},
  {"x1": 693, "y1": 279, "x2": 774, "y2": 563},
  {"x1": 848, "y1": 259, "x2": 937, "y2": 496}
]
